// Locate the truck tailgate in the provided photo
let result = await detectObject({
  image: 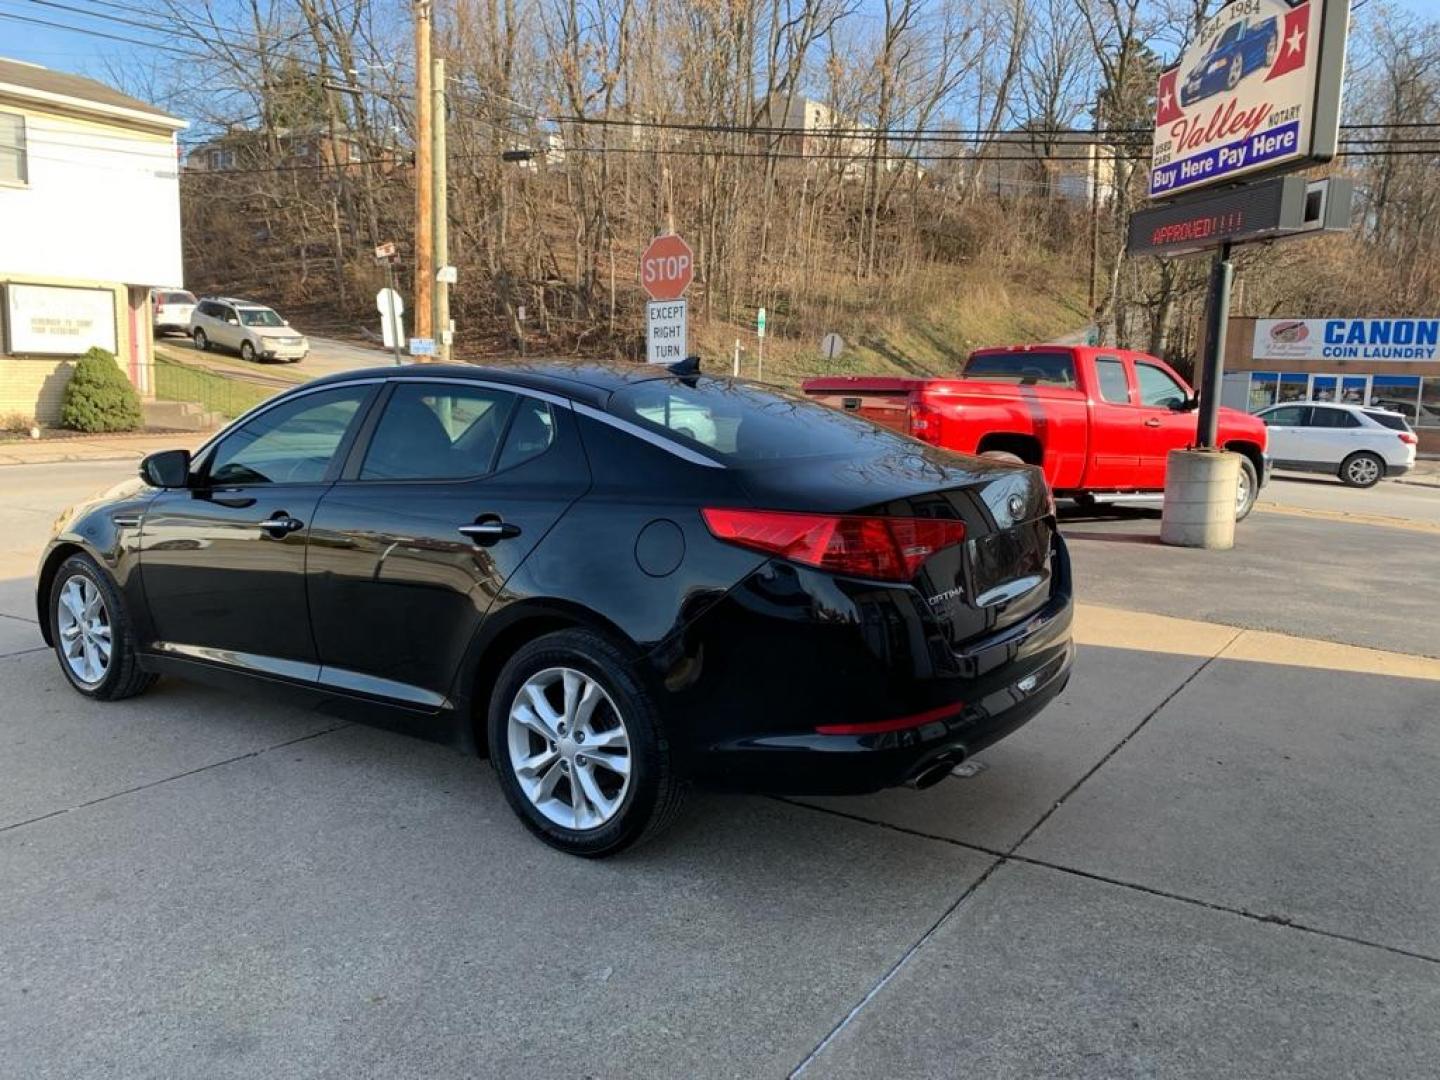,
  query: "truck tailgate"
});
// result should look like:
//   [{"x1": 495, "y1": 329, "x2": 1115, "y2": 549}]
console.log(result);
[{"x1": 802, "y1": 378, "x2": 918, "y2": 435}]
